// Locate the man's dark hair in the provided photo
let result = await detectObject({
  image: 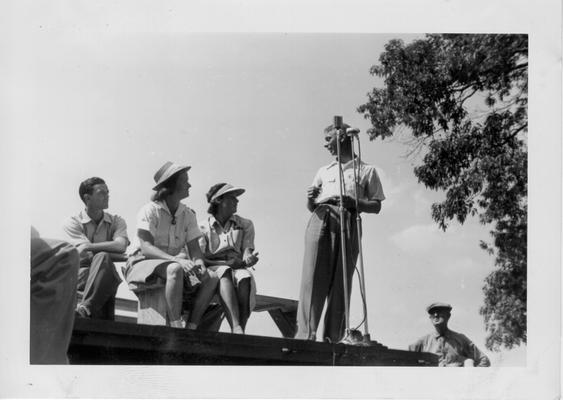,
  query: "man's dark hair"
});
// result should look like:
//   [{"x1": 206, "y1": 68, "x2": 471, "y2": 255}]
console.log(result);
[
  {"x1": 151, "y1": 171, "x2": 183, "y2": 202},
  {"x1": 206, "y1": 183, "x2": 228, "y2": 215},
  {"x1": 325, "y1": 123, "x2": 352, "y2": 146},
  {"x1": 79, "y1": 177, "x2": 106, "y2": 204}
]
